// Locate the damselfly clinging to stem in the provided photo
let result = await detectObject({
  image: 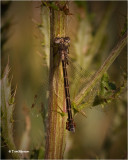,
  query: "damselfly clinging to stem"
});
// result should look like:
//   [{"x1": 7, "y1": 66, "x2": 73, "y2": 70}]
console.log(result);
[
  {"x1": 54, "y1": 37, "x2": 75, "y2": 132},
  {"x1": 31, "y1": 33, "x2": 126, "y2": 134}
]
